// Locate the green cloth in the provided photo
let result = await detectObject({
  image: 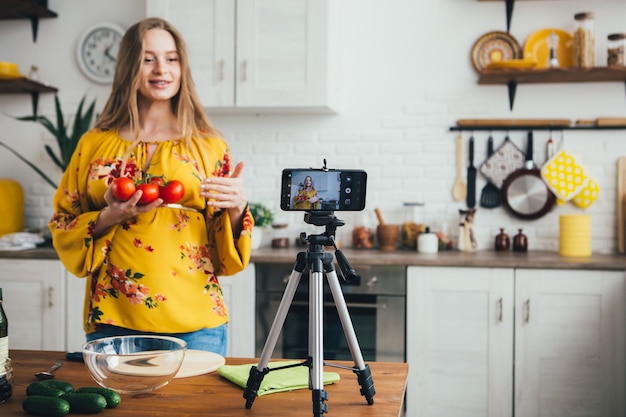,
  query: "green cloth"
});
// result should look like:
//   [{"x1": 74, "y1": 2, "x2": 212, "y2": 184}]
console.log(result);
[{"x1": 217, "y1": 361, "x2": 340, "y2": 396}]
